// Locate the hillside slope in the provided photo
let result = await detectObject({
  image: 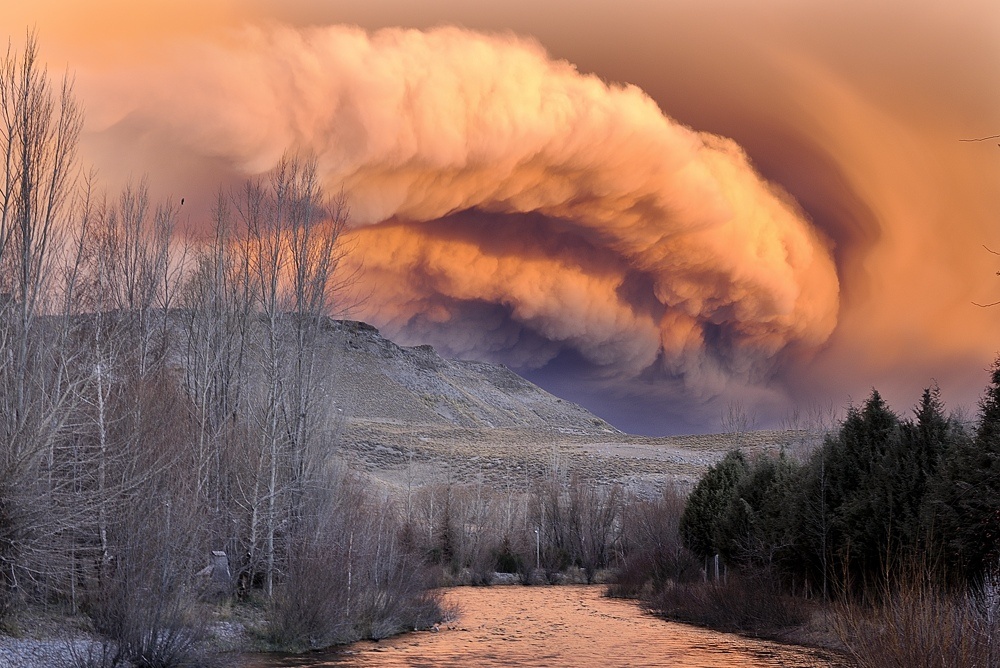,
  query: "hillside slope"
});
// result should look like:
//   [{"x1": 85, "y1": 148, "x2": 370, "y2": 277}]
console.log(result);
[
  {"x1": 308, "y1": 320, "x2": 817, "y2": 492},
  {"x1": 323, "y1": 320, "x2": 618, "y2": 434}
]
